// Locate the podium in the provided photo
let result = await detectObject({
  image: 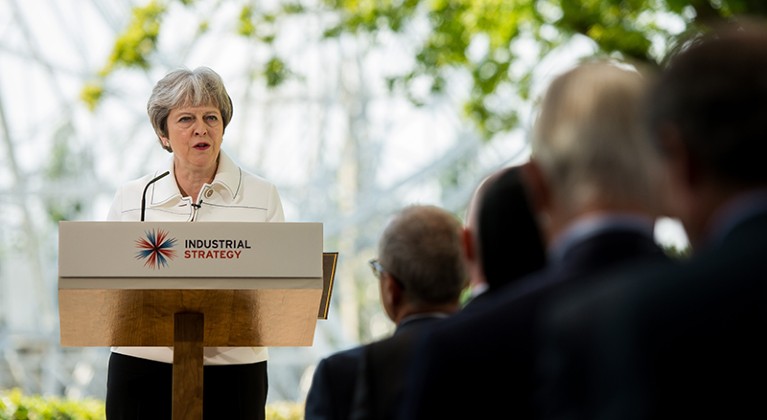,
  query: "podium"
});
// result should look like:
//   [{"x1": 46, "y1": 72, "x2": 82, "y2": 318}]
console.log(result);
[{"x1": 58, "y1": 221, "x2": 327, "y2": 419}]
